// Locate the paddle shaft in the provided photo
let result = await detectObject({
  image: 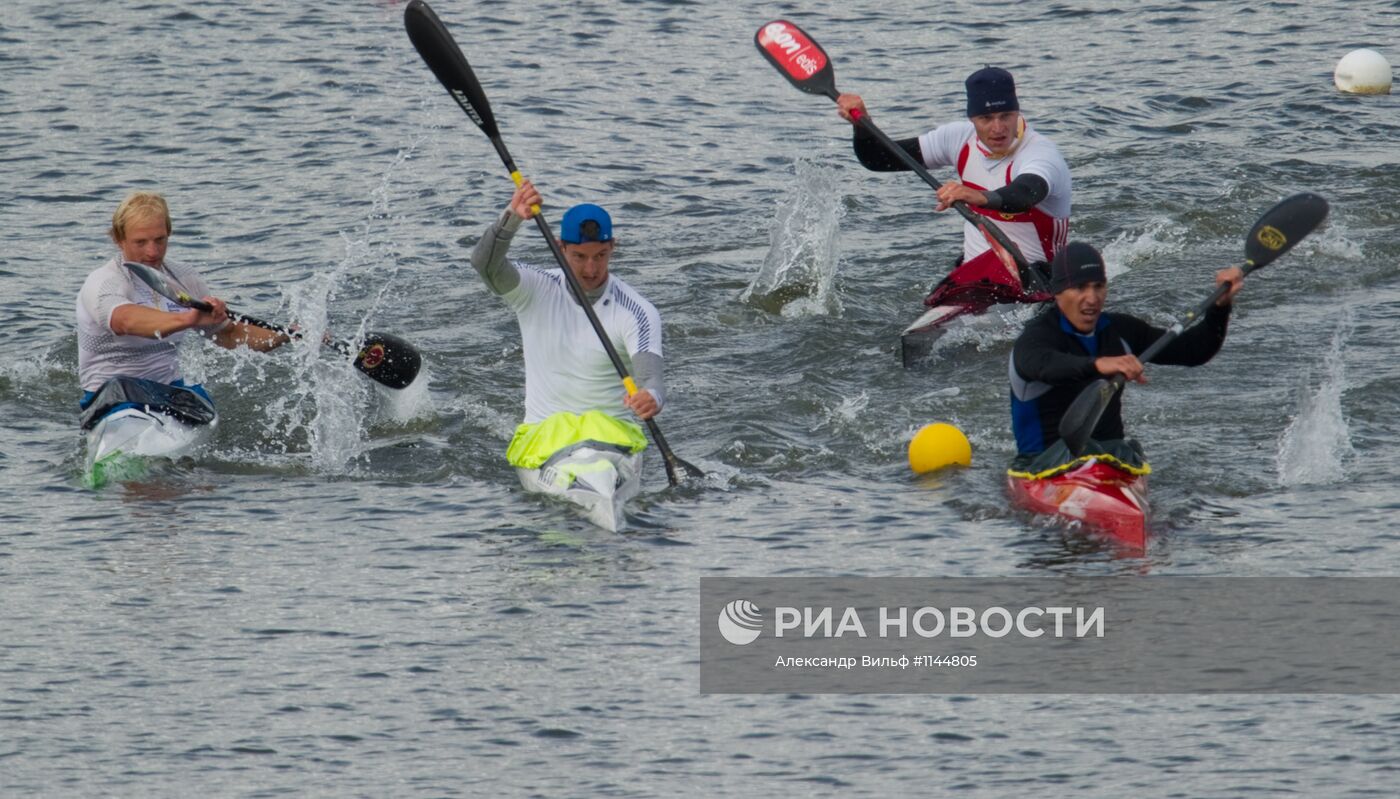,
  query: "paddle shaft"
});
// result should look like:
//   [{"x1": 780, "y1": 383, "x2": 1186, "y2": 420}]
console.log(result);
[
  {"x1": 1138, "y1": 262, "x2": 1259, "y2": 364},
  {"x1": 179, "y1": 295, "x2": 358, "y2": 359}
]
